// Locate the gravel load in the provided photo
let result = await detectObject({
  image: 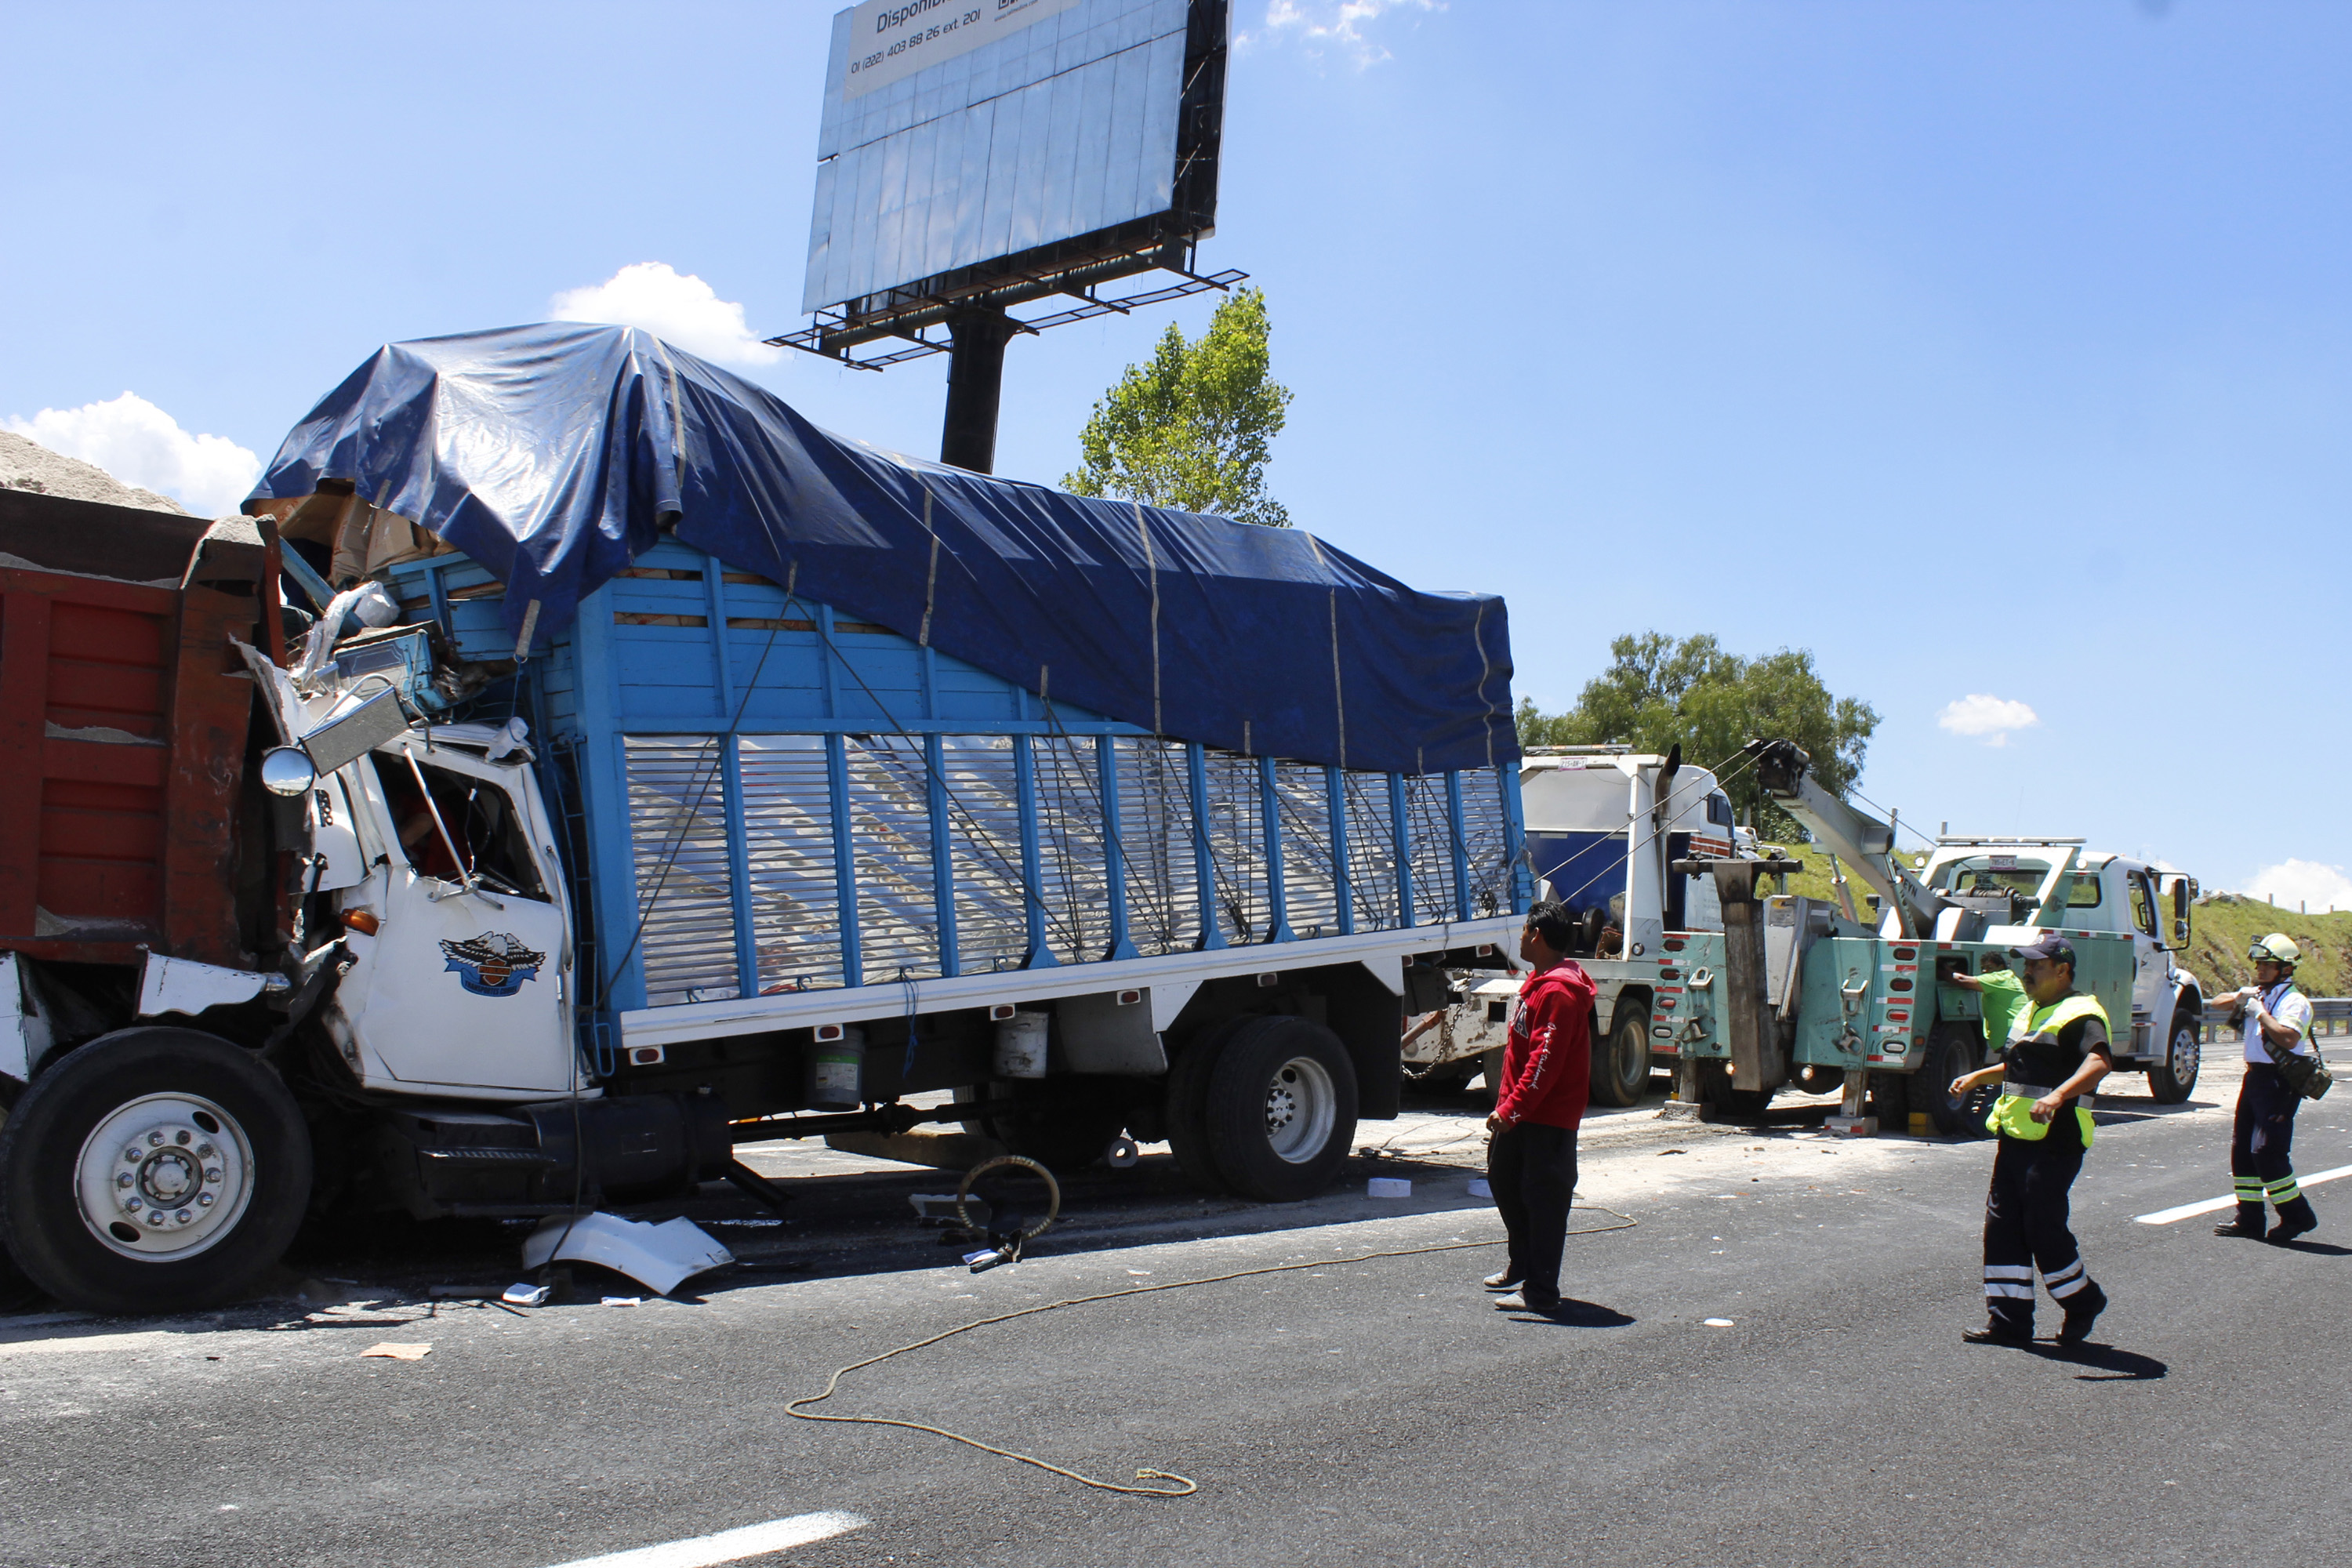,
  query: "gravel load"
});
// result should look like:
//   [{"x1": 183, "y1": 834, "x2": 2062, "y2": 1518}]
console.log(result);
[{"x1": 0, "y1": 429, "x2": 187, "y2": 514}]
